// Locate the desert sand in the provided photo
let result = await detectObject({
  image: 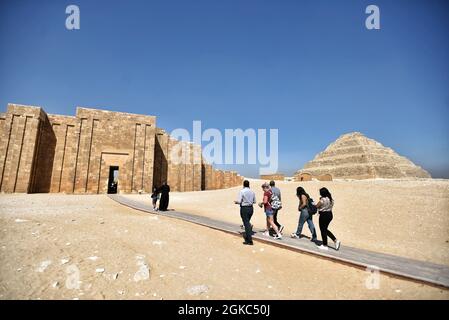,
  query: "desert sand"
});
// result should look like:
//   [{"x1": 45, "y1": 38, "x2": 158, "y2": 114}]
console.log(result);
[
  {"x1": 130, "y1": 179, "x2": 448, "y2": 265},
  {"x1": 0, "y1": 183, "x2": 448, "y2": 300}
]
